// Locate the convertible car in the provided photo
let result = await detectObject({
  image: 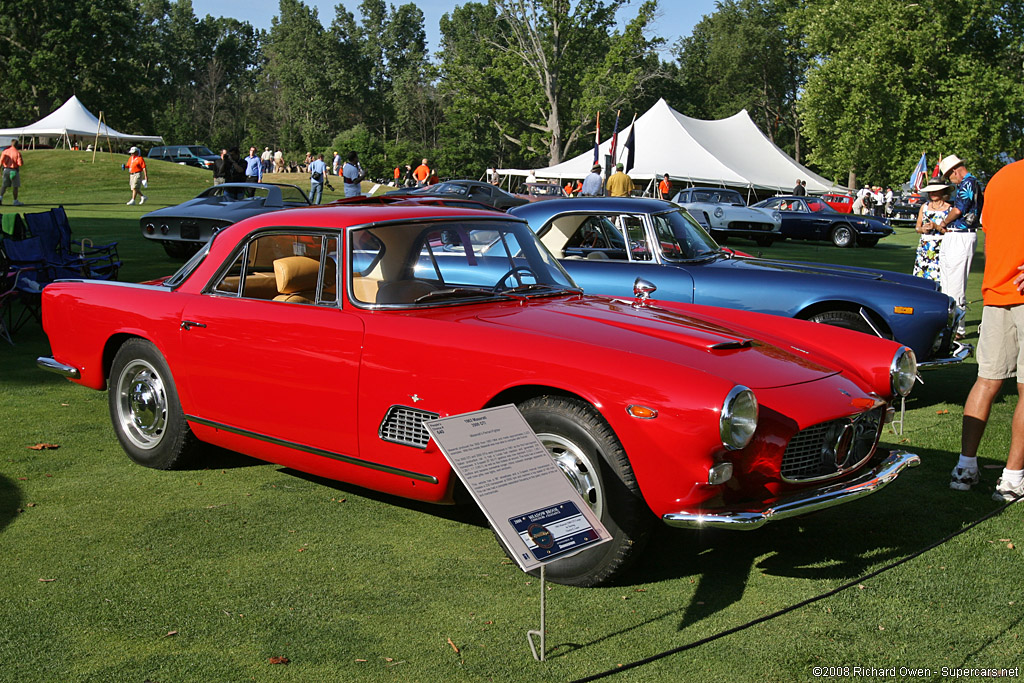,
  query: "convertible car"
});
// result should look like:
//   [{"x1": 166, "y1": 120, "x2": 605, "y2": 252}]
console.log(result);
[
  {"x1": 140, "y1": 182, "x2": 311, "y2": 258},
  {"x1": 508, "y1": 198, "x2": 966, "y2": 367},
  {"x1": 39, "y1": 204, "x2": 920, "y2": 587},
  {"x1": 671, "y1": 187, "x2": 782, "y2": 246},
  {"x1": 752, "y1": 195, "x2": 894, "y2": 247}
]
